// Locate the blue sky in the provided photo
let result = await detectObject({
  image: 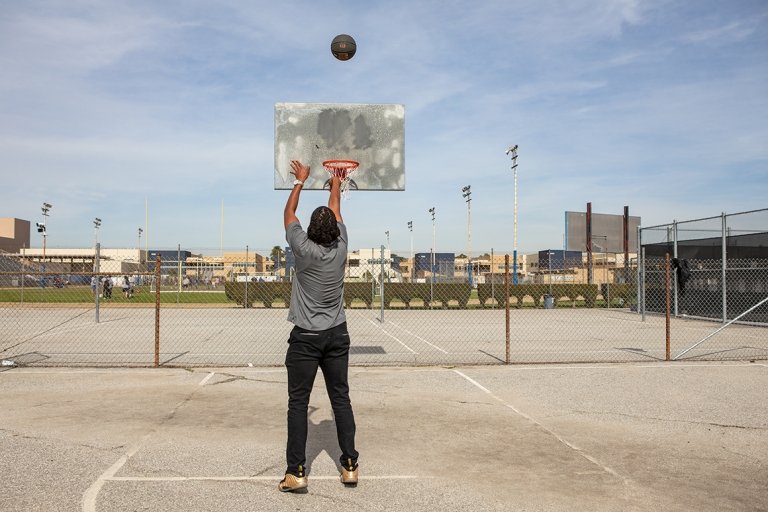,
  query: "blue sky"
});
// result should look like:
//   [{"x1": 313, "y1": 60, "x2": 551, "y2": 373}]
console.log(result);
[{"x1": 2, "y1": 0, "x2": 766, "y2": 256}]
